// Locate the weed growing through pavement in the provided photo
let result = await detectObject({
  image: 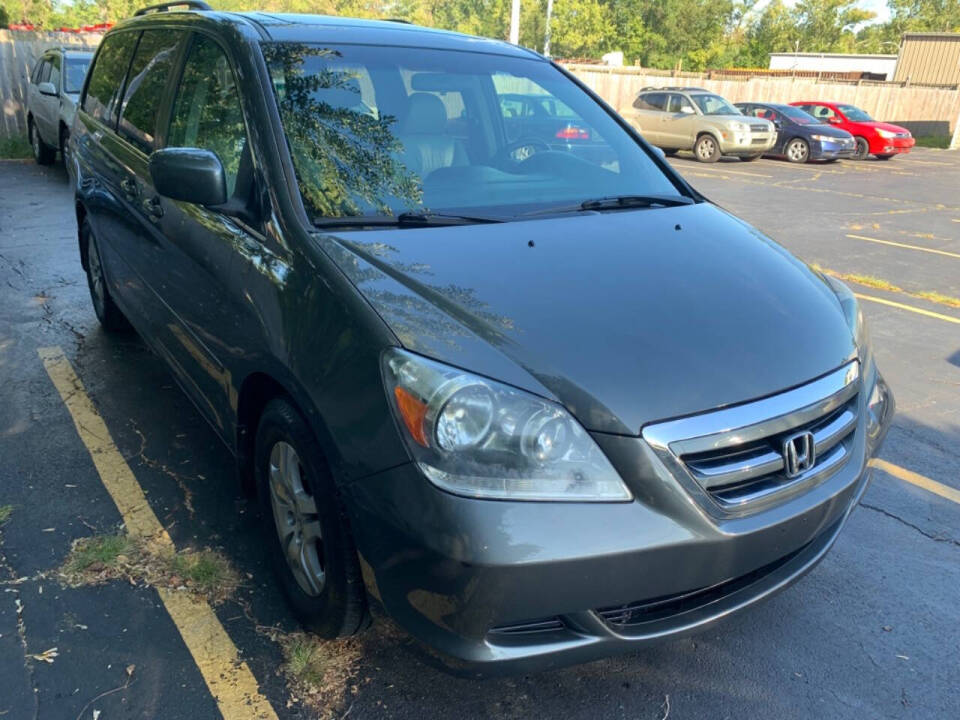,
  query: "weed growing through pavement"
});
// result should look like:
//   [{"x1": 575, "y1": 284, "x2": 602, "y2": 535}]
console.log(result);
[
  {"x1": 277, "y1": 631, "x2": 363, "y2": 718},
  {"x1": 60, "y1": 532, "x2": 241, "y2": 605},
  {"x1": 0, "y1": 505, "x2": 12, "y2": 526}
]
